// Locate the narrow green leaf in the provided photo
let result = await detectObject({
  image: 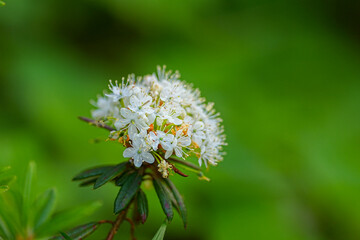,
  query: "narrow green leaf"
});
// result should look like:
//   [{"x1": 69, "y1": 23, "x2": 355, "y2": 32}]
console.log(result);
[
  {"x1": 168, "y1": 157, "x2": 201, "y2": 171},
  {"x1": 60, "y1": 232, "x2": 73, "y2": 240},
  {"x1": 0, "y1": 215, "x2": 13, "y2": 240},
  {"x1": 137, "y1": 189, "x2": 148, "y2": 224},
  {"x1": 152, "y1": 220, "x2": 168, "y2": 240},
  {"x1": 164, "y1": 178, "x2": 187, "y2": 228},
  {"x1": 22, "y1": 161, "x2": 36, "y2": 227},
  {"x1": 36, "y1": 201, "x2": 102, "y2": 237},
  {"x1": 115, "y1": 171, "x2": 132, "y2": 186},
  {"x1": 34, "y1": 188, "x2": 56, "y2": 229},
  {"x1": 0, "y1": 191, "x2": 22, "y2": 237},
  {"x1": 50, "y1": 222, "x2": 99, "y2": 240},
  {"x1": 94, "y1": 162, "x2": 127, "y2": 189},
  {"x1": 73, "y1": 166, "x2": 114, "y2": 181},
  {"x1": 153, "y1": 178, "x2": 173, "y2": 221},
  {"x1": 79, "y1": 178, "x2": 98, "y2": 187},
  {"x1": 114, "y1": 172, "x2": 142, "y2": 214}
]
